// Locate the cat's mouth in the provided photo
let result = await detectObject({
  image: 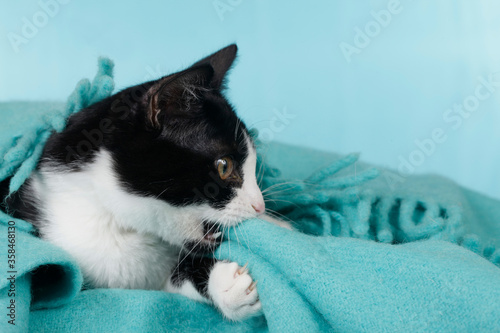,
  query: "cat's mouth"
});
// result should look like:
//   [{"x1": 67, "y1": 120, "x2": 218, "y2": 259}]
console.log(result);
[
  {"x1": 183, "y1": 221, "x2": 222, "y2": 253},
  {"x1": 202, "y1": 221, "x2": 223, "y2": 244}
]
